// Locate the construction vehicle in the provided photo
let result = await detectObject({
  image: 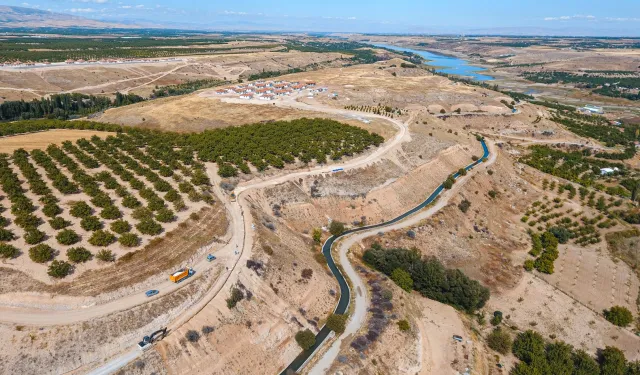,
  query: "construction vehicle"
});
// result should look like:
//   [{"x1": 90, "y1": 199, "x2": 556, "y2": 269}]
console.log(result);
[
  {"x1": 169, "y1": 267, "x2": 194, "y2": 283},
  {"x1": 138, "y1": 328, "x2": 168, "y2": 350}
]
